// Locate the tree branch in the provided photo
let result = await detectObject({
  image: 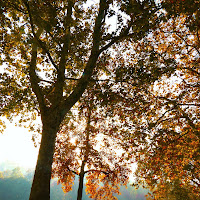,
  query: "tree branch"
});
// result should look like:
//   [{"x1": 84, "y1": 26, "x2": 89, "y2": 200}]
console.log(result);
[
  {"x1": 24, "y1": 1, "x2": 59, "y2": 71},
  {"x1": 9, "y1": 1, "x2": 28, "y2": 14},
  {"x1": 66, "y1": 166, "x2": 79, "y2": 176},
  {"x1": 84, "y1": 169, "x2": 110, "y2": 175},
  {"x1": 99, "y1": 21, "x2": 133, "y2": 53},
  {"x1": 39, "y1": 79, "x2": 54, "y2": 84},
  {"x1": 29, "y1": 29, "x2": 47, "y2": 114},
  {"x1": 179, "y1": 109, "x2": 200, "y2": 137},
  {"x1": 174, "y1": 31, "x2": 200, "y2": 55},
  {"x1": 181, "y1": 66, "x2": 200, "y2": 77},
  {"x1": 158, "y1": 96, "x2": 200, "y2": 107},
  {"x1": 50, "y1": 0, "x2": 75, "y2": 108},
  {"x1": 60, "y1": 0, "x2": 108, "y2": 117},
  {"x1": 149, "y1": 107, "x2": 175, "y2": 129}
]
